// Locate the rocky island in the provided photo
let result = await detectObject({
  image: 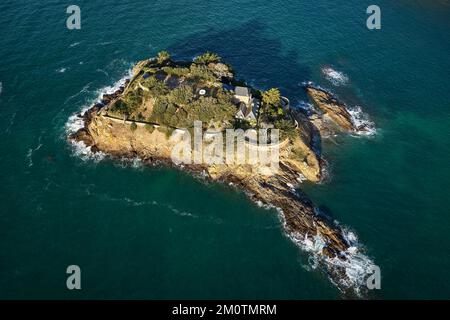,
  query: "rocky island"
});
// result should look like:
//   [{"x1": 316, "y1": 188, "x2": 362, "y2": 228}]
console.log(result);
[{"x1": 69, "y1": 51, "x2": 375, "y2": 295}]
